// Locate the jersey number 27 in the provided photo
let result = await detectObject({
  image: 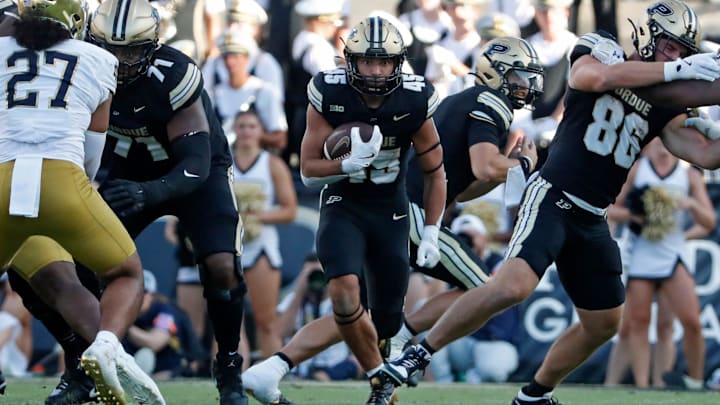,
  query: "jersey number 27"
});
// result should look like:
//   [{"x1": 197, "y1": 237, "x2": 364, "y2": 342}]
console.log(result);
[{"x1": 6, "y1": 50, "x2": 77, "y2": 109}]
